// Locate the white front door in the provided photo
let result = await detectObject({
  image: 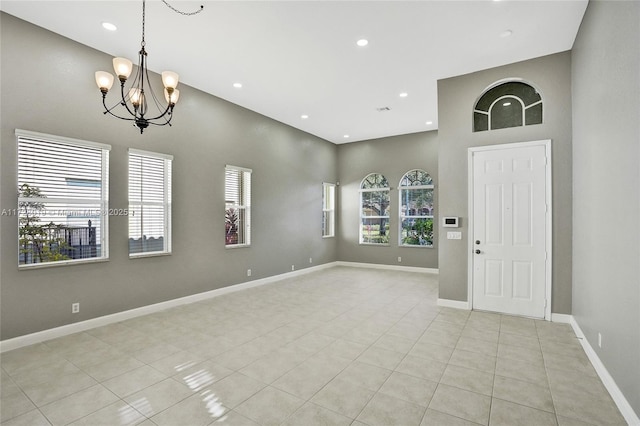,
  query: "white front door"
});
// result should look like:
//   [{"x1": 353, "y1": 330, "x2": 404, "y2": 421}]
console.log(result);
[{"x1": 470, "y1": 141, "x2": 551, "y2": 319}]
